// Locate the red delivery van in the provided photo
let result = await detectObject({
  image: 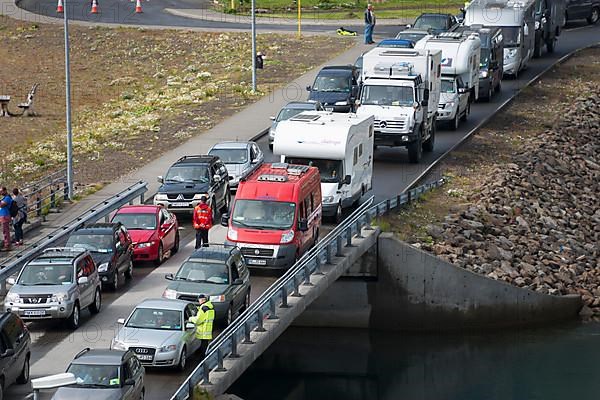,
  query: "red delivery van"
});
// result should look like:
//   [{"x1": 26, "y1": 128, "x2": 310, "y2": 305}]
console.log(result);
[{"x1": 222, "y1": 163, "x2": 322, "y2": 269}]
